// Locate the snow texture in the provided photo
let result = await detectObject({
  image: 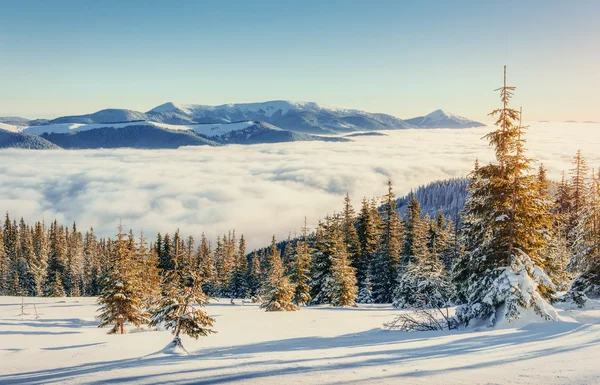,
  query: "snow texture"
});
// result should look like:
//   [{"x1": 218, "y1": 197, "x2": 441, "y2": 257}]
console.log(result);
[{"x1": 1, "y1": 296, "x2": 599, "y2": 384}]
